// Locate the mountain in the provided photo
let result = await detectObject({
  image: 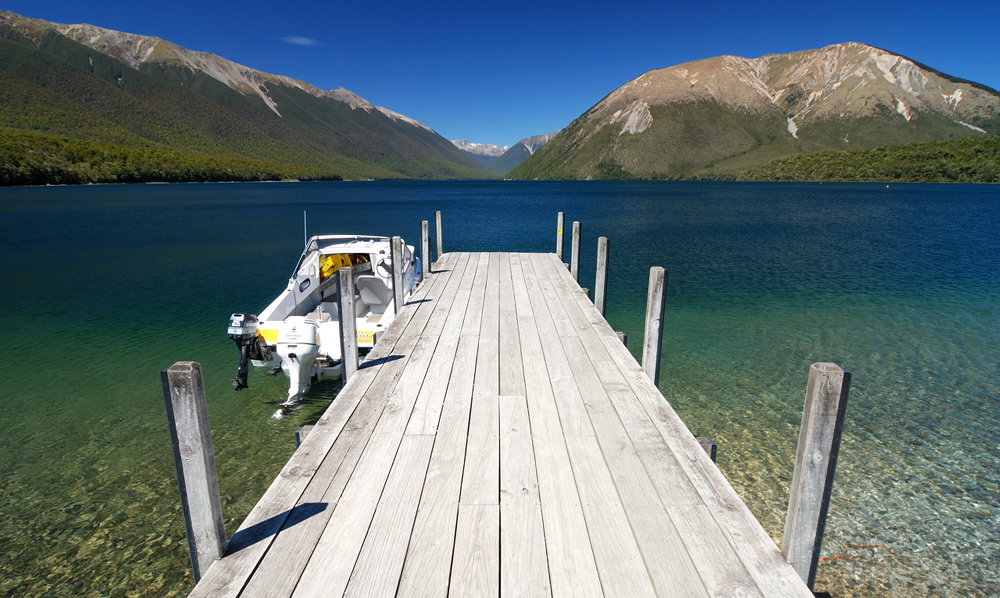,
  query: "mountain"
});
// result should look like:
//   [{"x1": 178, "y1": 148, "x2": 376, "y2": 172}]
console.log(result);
[
  {"x1": 509, "y1": 43, "x2": 1000, "y2": 180},
  {"x1": 451, "y1": 139, "x2": 509, "y2": 168},
  {"x1": 0, "y1": 10, "x2": 488, "y2": 181},
  {"x1": 490, "y1": 131, "x2": 560, "y2": 175}
]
